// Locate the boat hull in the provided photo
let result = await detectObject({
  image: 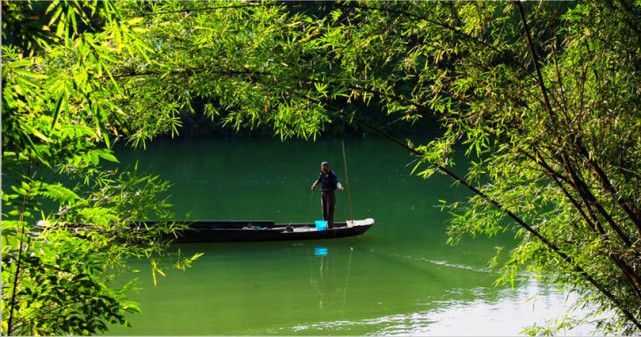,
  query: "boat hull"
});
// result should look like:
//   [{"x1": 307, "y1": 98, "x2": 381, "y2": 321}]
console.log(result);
[{"x1": 158, "y1": 218, "x2": 374, "y2": 243}]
